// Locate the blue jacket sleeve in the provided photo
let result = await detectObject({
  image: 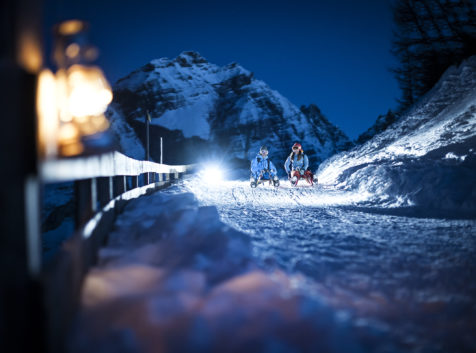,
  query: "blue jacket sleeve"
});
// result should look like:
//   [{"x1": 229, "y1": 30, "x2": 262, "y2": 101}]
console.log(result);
[
  {"x1": 251, "y1": 157, "x2": 259, "y2": 174},
  {"x1": 269, "y1": 160, "x2": 277, "y2": 173},
  {"x1": 303, "y1": 155, "x2": 309, "y2": 170},
  {"x1": 284, "y1": 156, "x2": 291, "y2": 173}
]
